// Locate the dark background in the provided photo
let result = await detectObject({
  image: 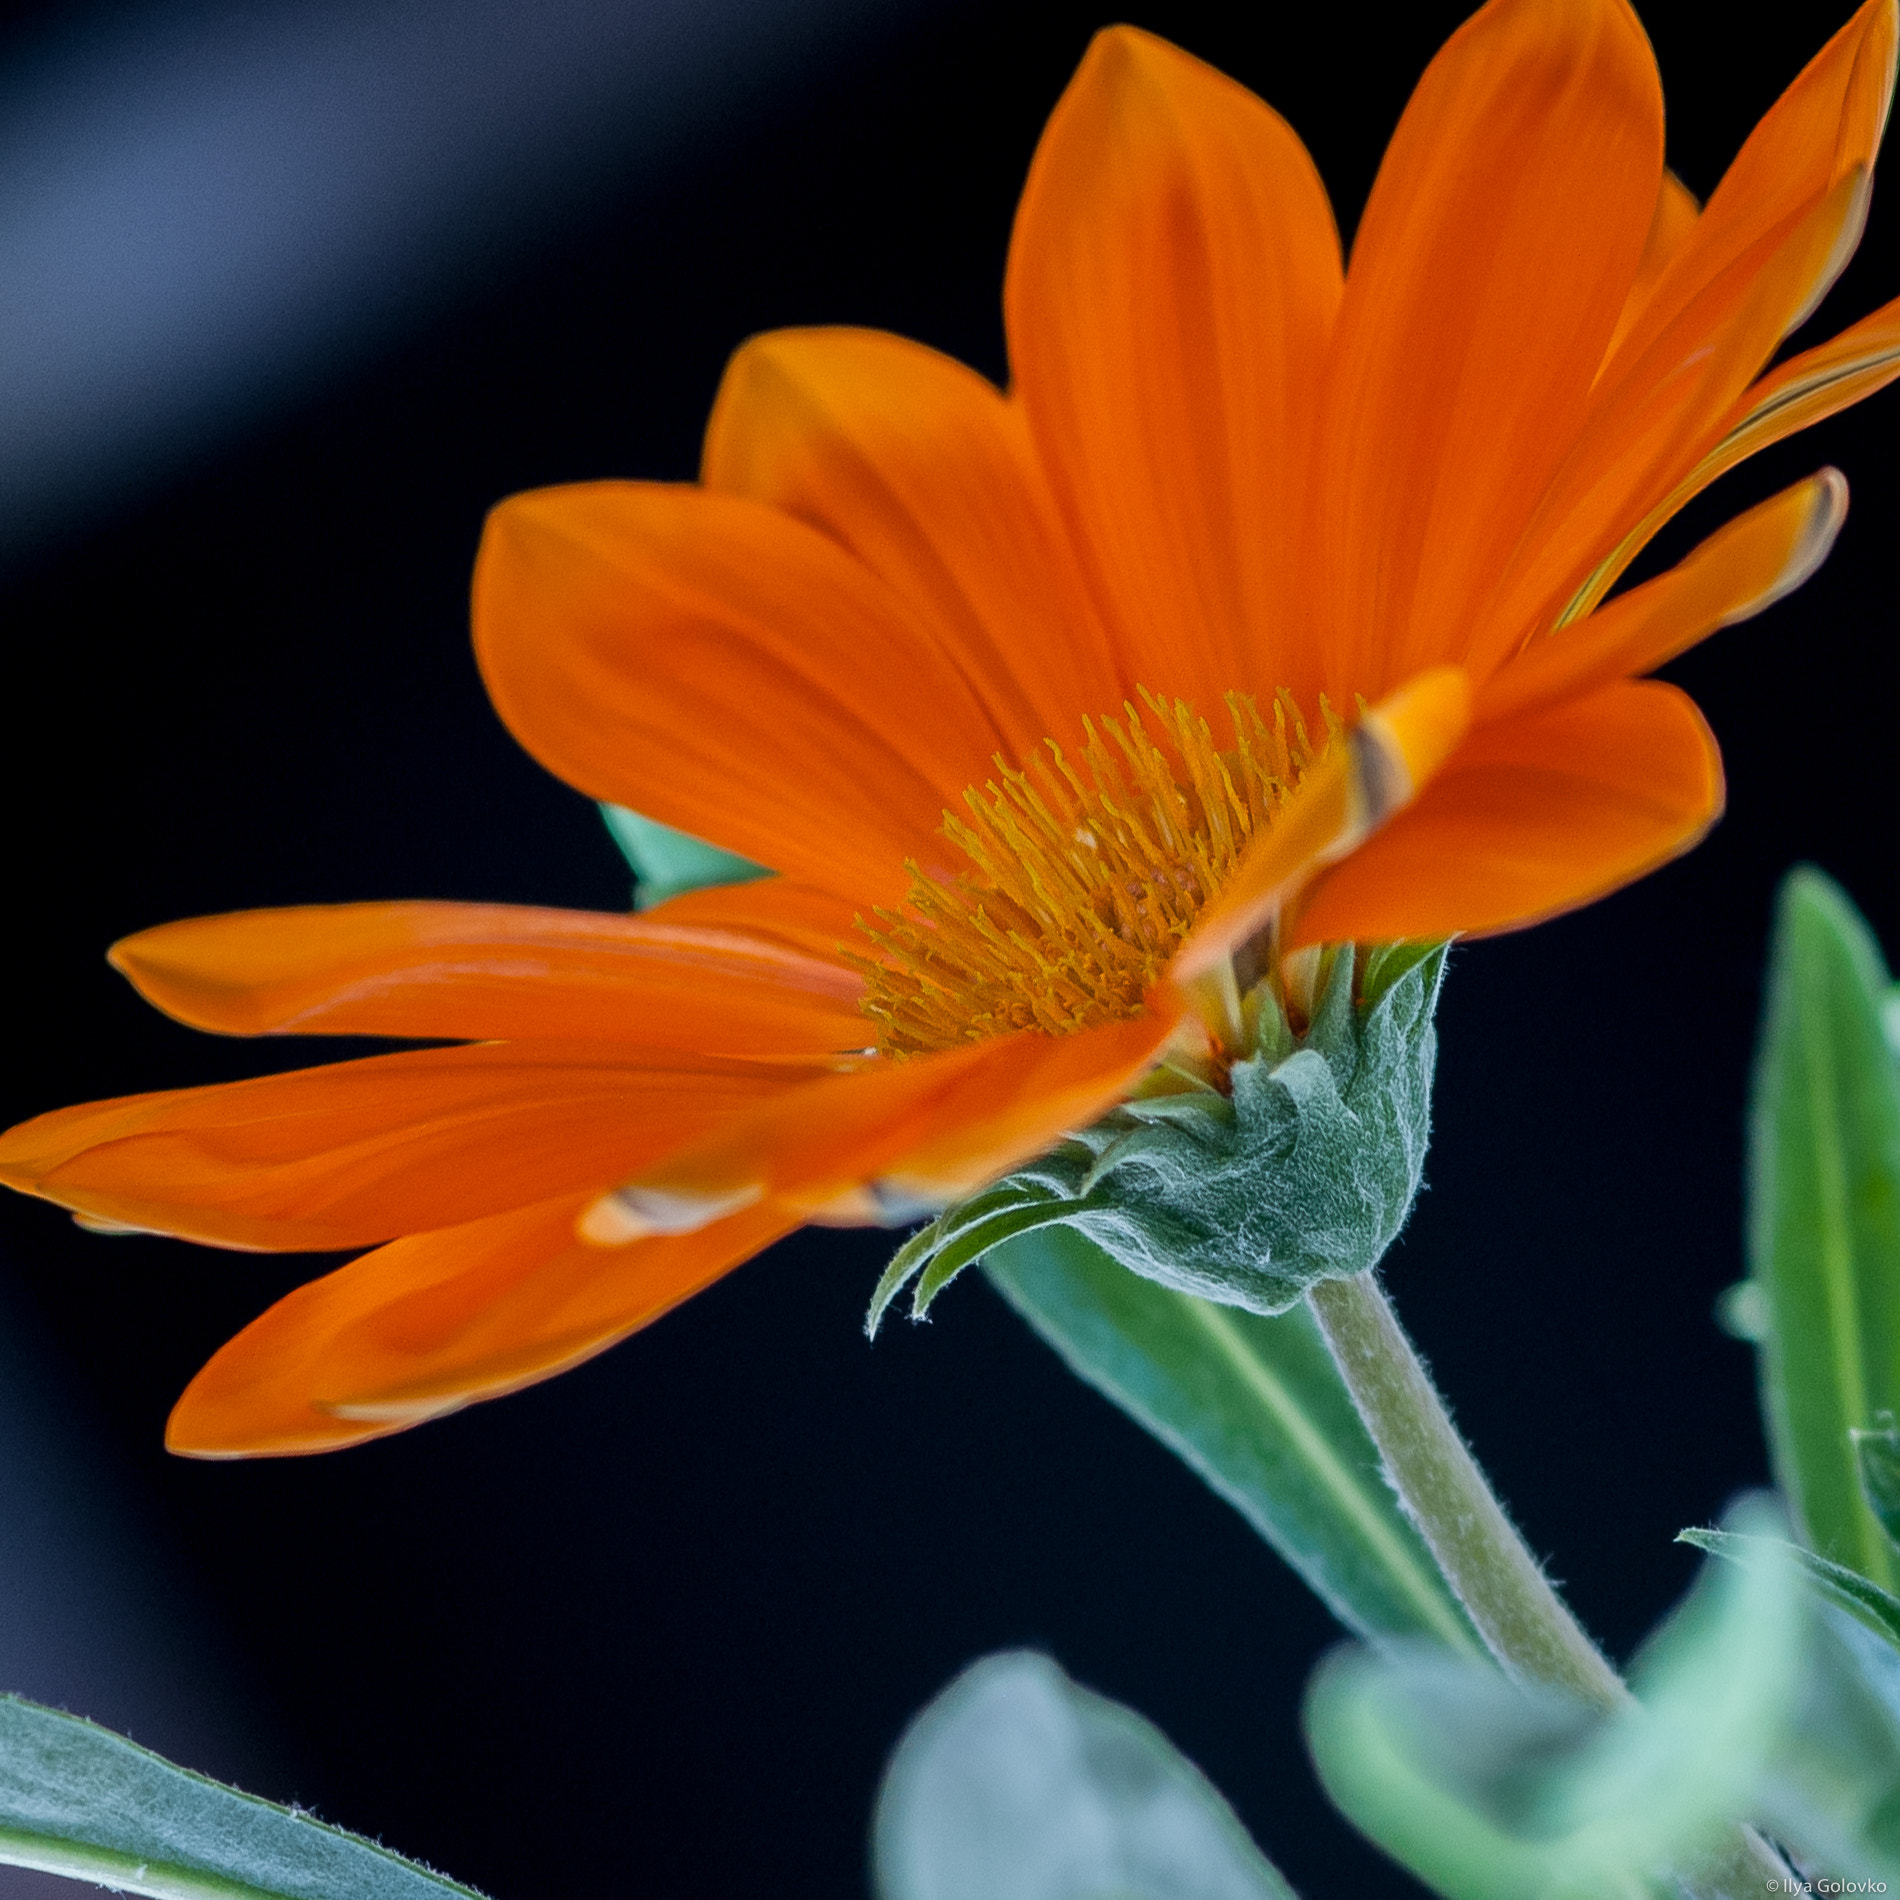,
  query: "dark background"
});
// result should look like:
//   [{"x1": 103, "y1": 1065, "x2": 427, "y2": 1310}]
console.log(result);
[{"x1": 1, "y1": 0, "x2": 1895, "y2": 1894}]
